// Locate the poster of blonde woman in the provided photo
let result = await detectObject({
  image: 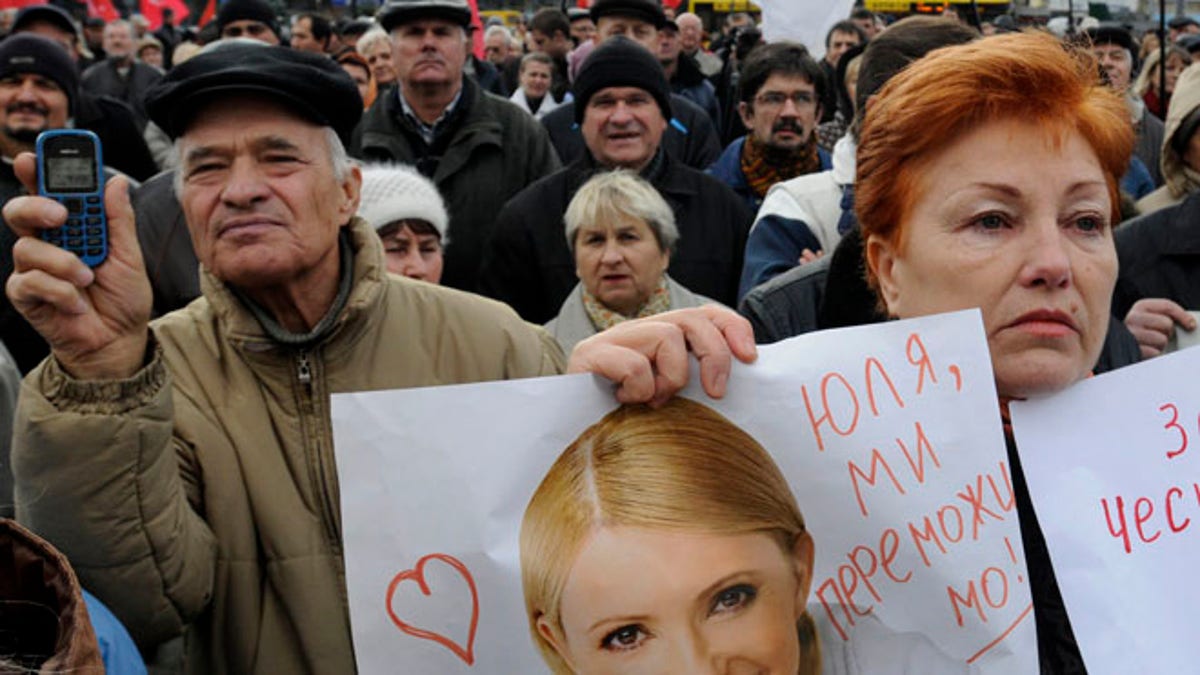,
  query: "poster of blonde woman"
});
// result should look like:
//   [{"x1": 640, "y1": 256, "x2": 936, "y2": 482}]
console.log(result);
[{"x1": 332, "y1": 310, "x2": 1036, "y2": 673}]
